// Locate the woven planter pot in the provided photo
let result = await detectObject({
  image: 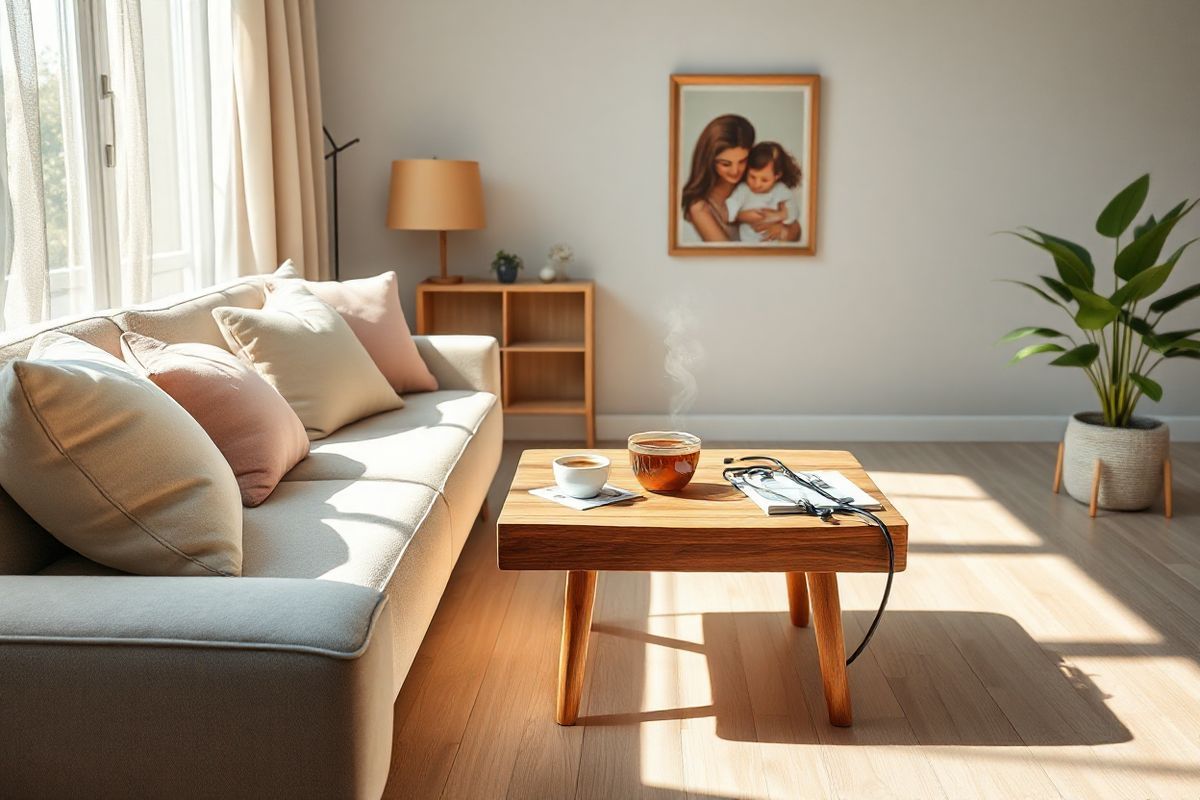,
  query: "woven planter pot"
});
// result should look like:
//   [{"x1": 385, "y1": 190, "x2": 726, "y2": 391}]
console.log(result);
[{"x1": 1062, "y1": 412, "x2": 1169, "y2": 511}]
